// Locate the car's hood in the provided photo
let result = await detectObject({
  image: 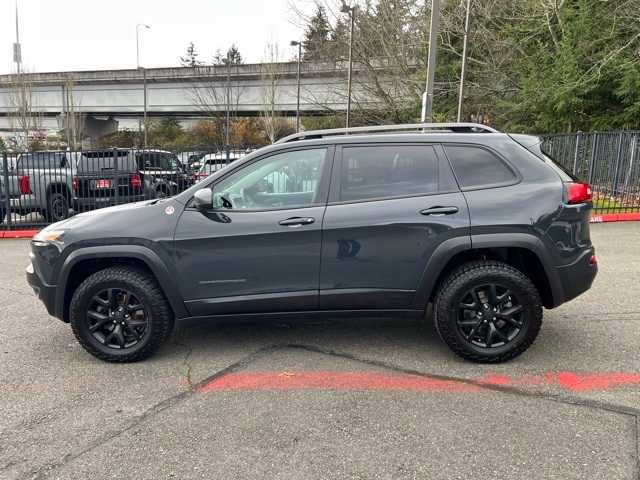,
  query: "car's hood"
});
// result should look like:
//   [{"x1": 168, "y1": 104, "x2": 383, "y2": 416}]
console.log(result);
[{"x1": 42, "y1": 199, "x2": 167, "y2": 232}]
